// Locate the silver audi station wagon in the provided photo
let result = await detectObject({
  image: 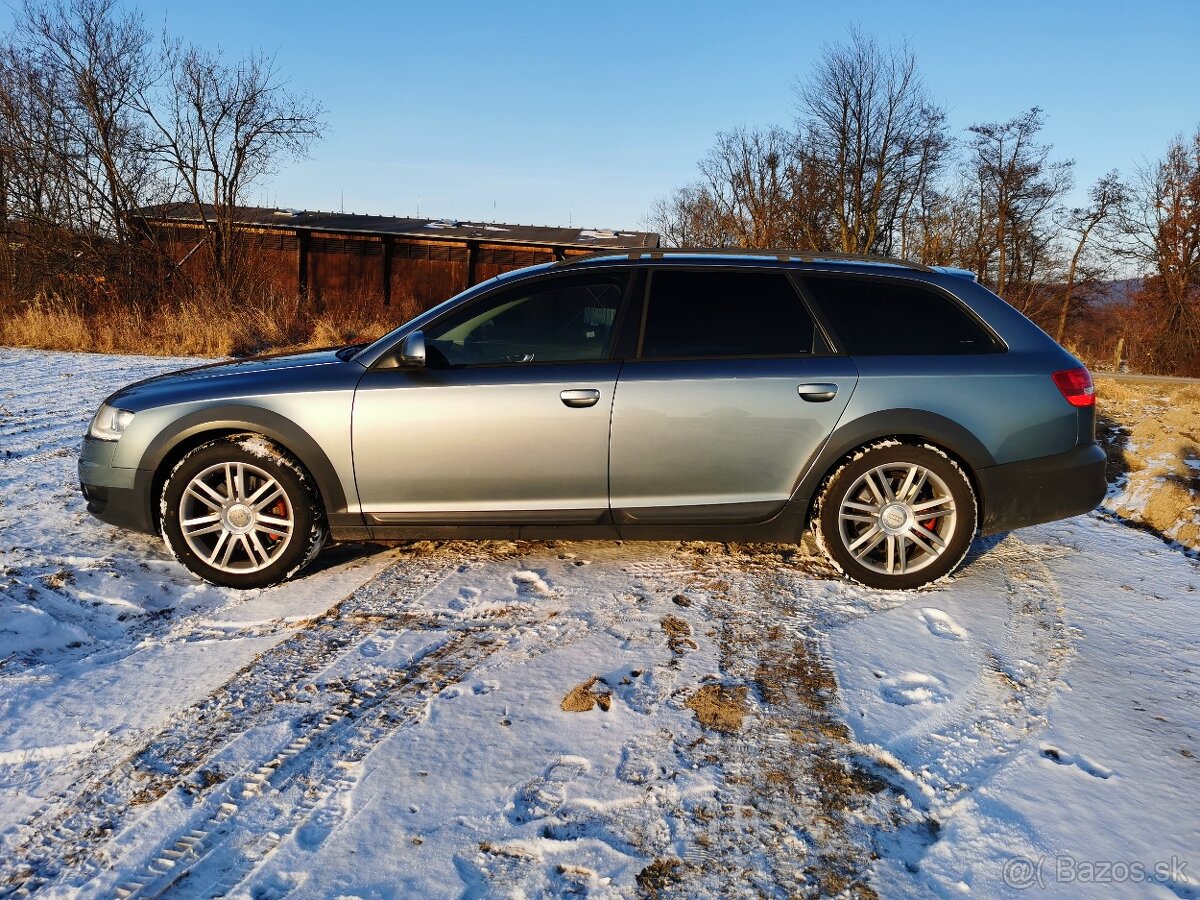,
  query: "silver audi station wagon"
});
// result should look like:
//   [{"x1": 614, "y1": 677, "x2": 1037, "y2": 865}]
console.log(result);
[{"x1": 79, "y1": 250, "x2": 1107, "y2": 590}]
